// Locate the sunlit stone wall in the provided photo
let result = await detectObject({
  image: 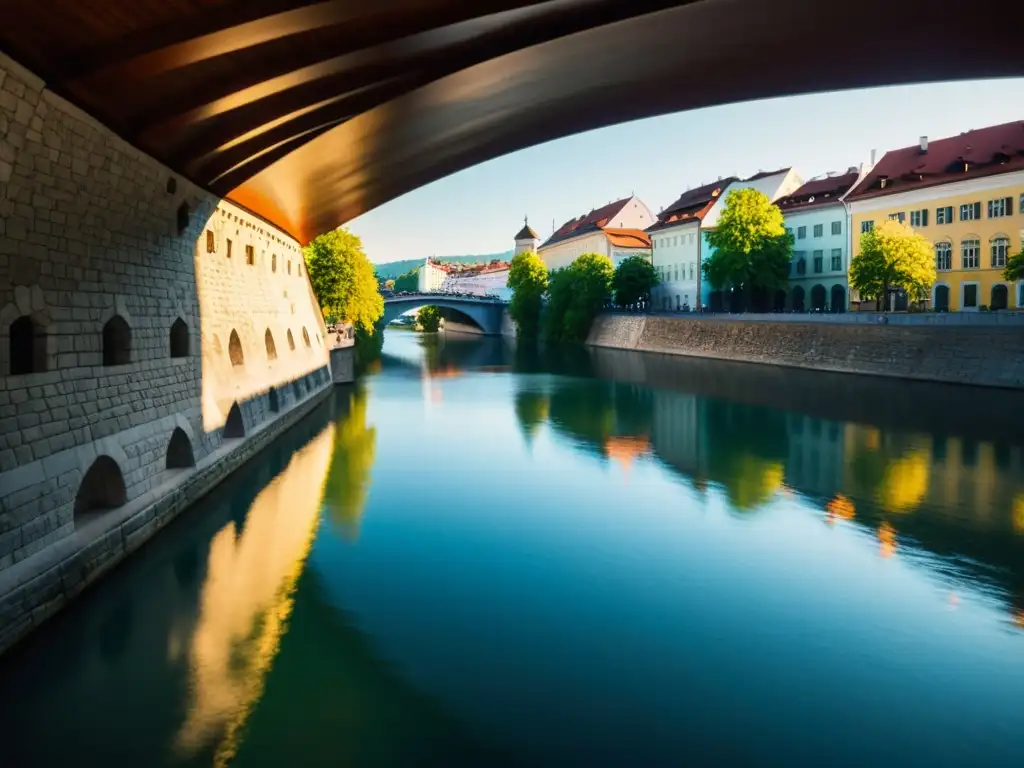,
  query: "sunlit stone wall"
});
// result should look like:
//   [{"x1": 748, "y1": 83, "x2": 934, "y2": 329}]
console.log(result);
[{"x1": 0, "y1": 51, "x2": 330, "y2": 648}]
